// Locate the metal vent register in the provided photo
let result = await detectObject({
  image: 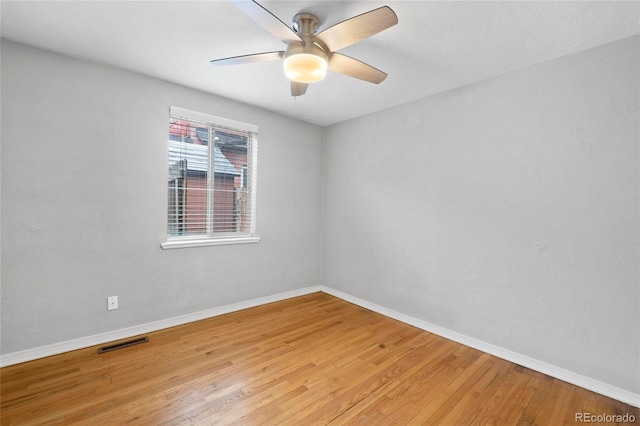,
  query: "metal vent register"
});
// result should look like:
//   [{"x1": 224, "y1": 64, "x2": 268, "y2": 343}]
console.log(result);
[{"x1": 97, "y1": 337, "x2": 149, "y2": 354}]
